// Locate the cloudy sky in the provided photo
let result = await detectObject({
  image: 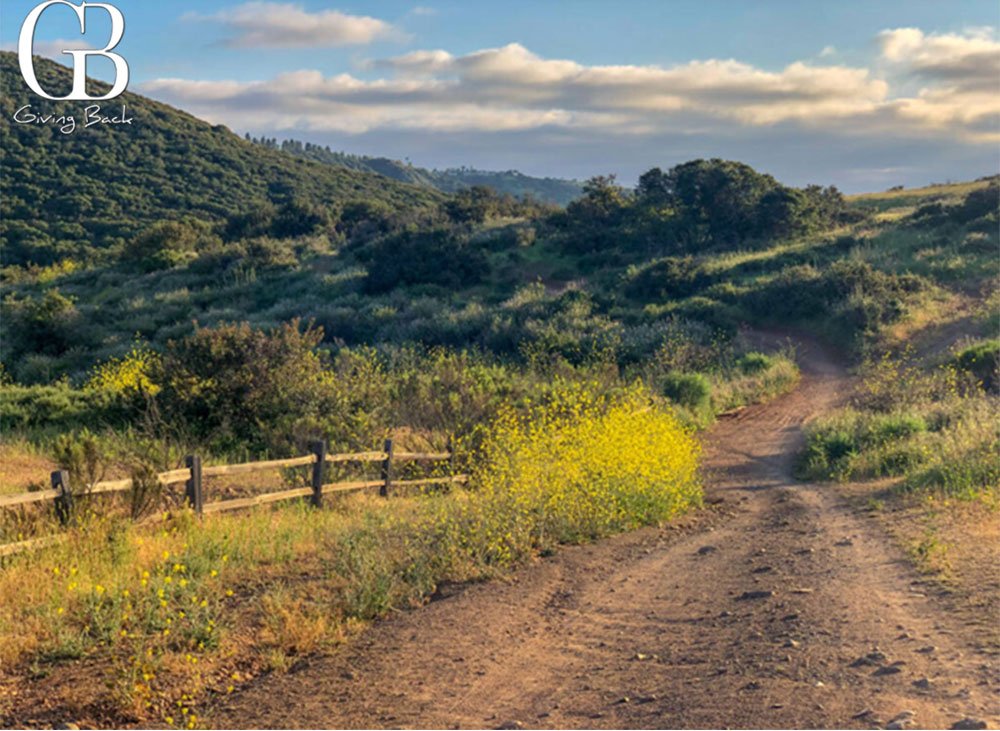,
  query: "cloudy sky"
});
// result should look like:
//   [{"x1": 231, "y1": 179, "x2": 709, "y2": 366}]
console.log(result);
[{"x1": 3, "y1": 0, "x2": 998, "y2": 191}]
